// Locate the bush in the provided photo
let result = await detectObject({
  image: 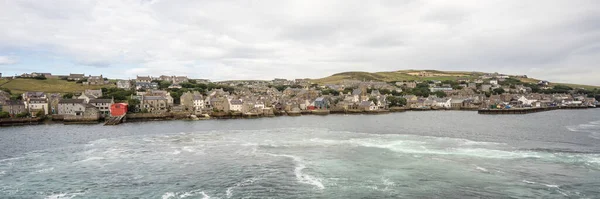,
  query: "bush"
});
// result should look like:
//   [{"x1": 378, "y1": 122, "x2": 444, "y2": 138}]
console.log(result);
[
  {"x1": 16, "y1": 112, "x2": 29, "y2": 118},
  {"x1": 0, "y1": 111, "x2": 9, "y2": 118},
  {"x1": 0, "y1": 87, "x2": 11, "y2": 94}
]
